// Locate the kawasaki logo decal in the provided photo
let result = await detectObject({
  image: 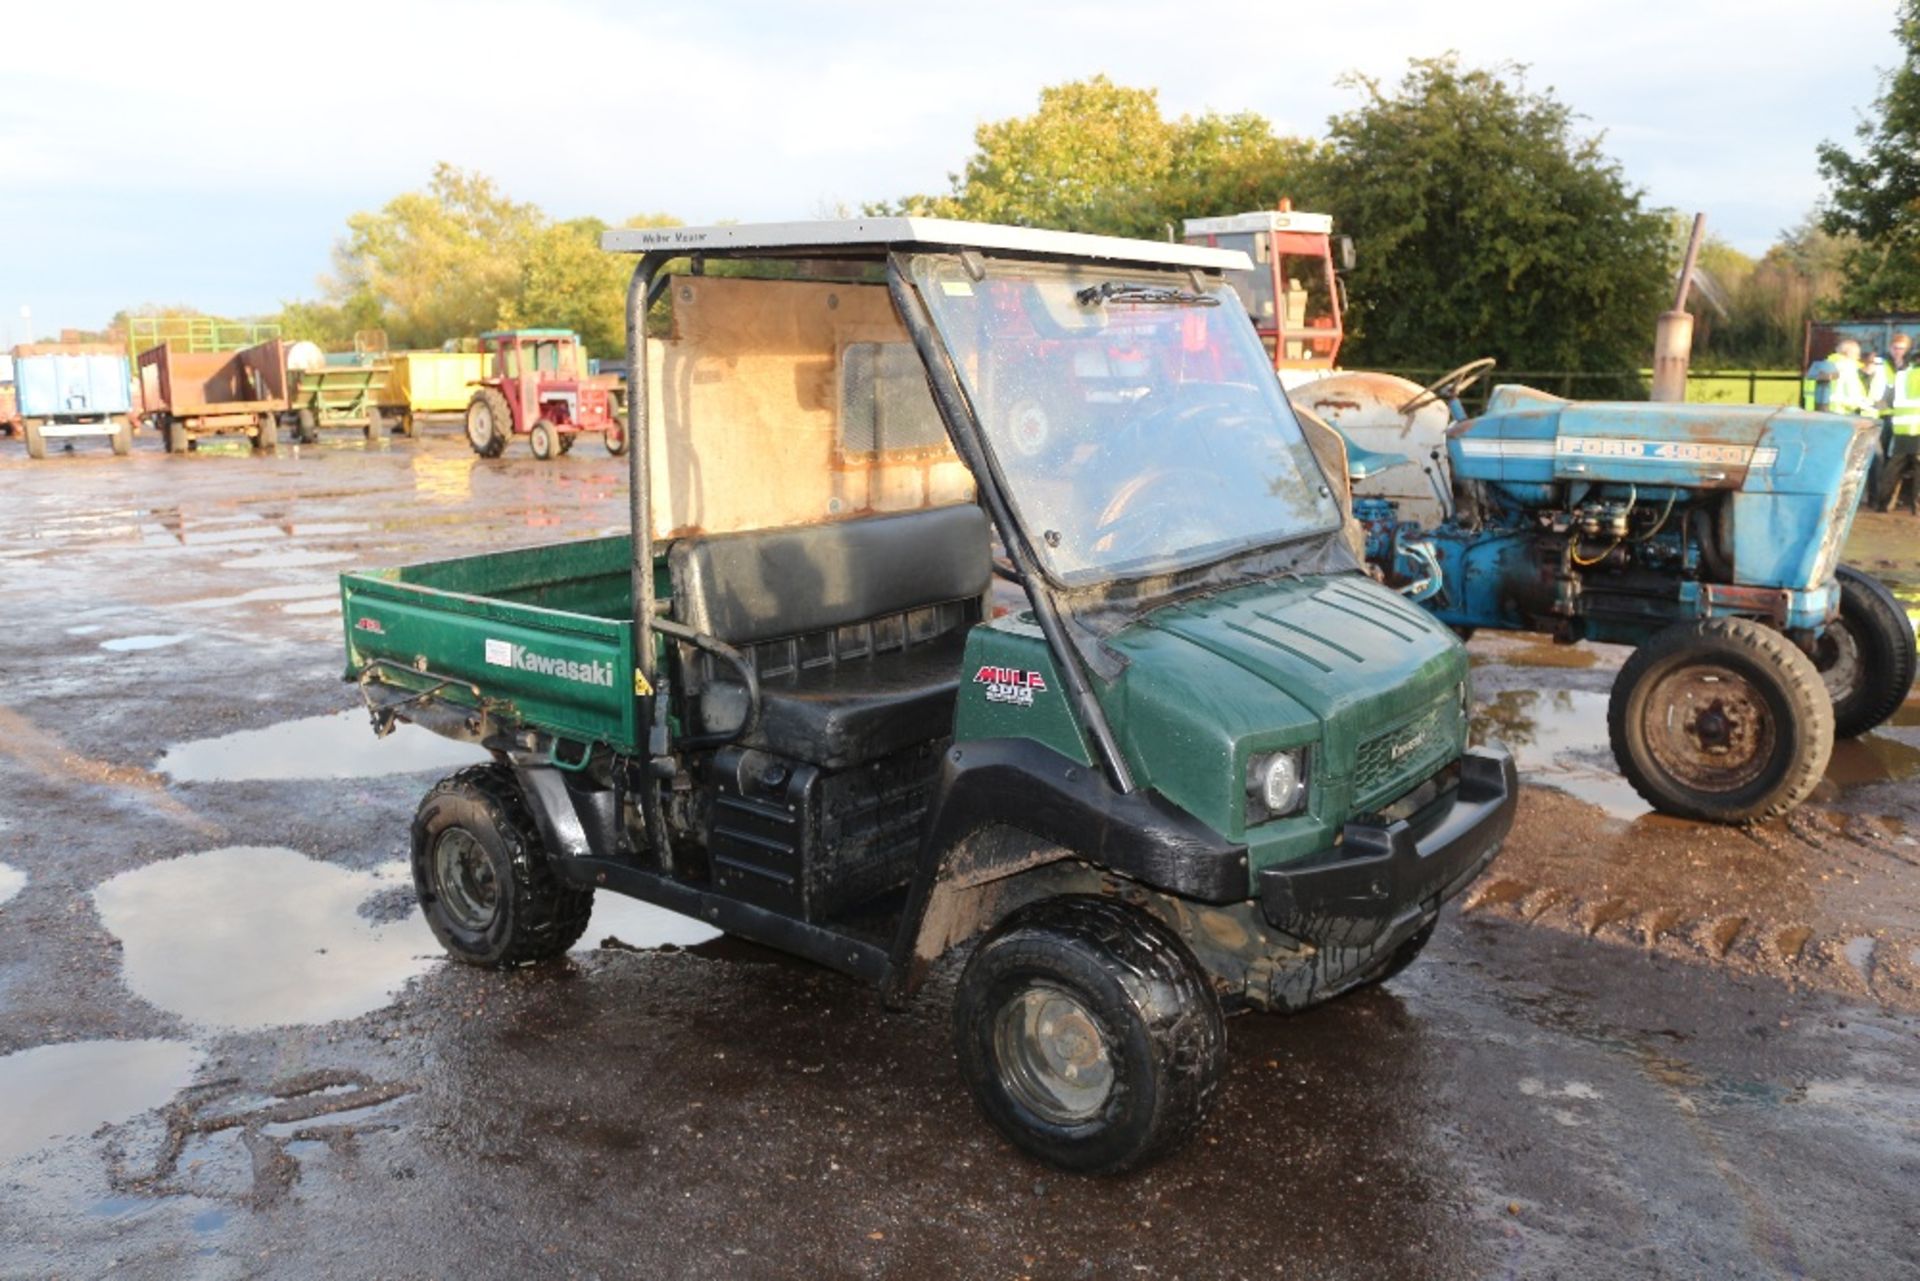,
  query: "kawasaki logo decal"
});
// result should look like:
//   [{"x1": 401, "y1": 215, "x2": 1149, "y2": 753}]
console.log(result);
[
  {"x1": 485, "y1": 637, "x2": 615, "y2": 688},
  {"x1": 974, "y1": 665, "x2": 1047, "y2": 707}
]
